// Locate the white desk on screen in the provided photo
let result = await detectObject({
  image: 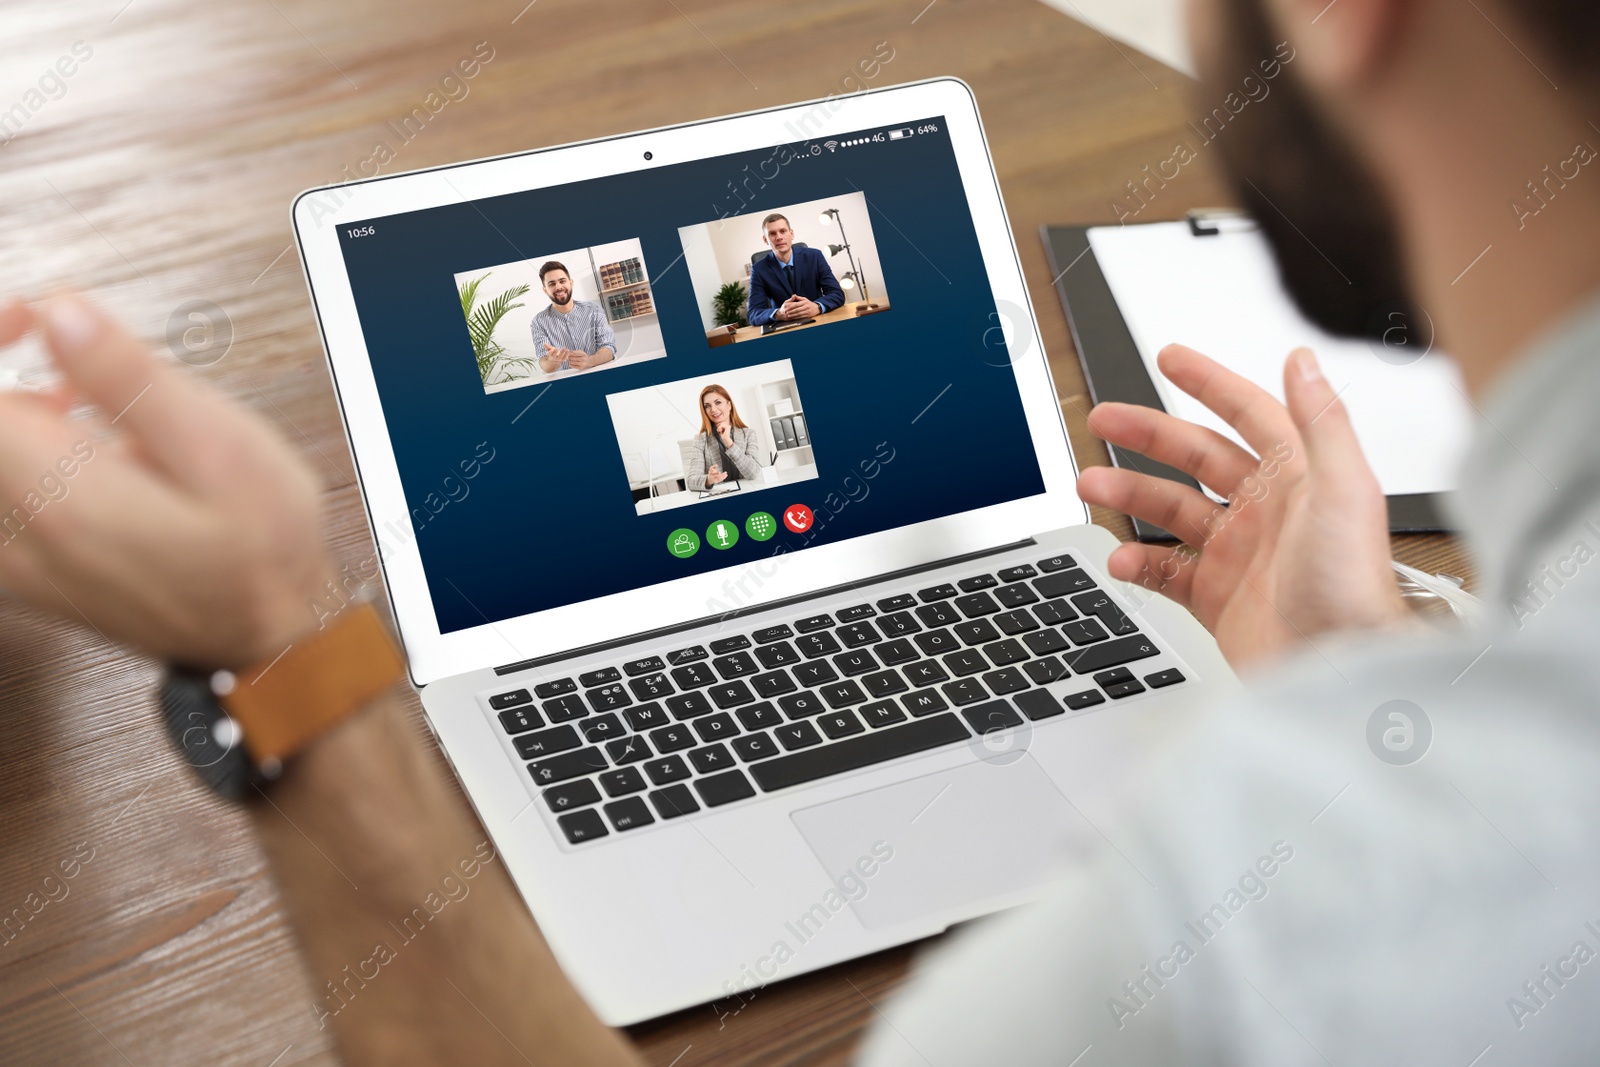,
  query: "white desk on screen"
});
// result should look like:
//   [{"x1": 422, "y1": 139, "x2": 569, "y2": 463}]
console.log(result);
[{"x1": 634, "y1": 463, "x2": 820, "y2": 515}]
